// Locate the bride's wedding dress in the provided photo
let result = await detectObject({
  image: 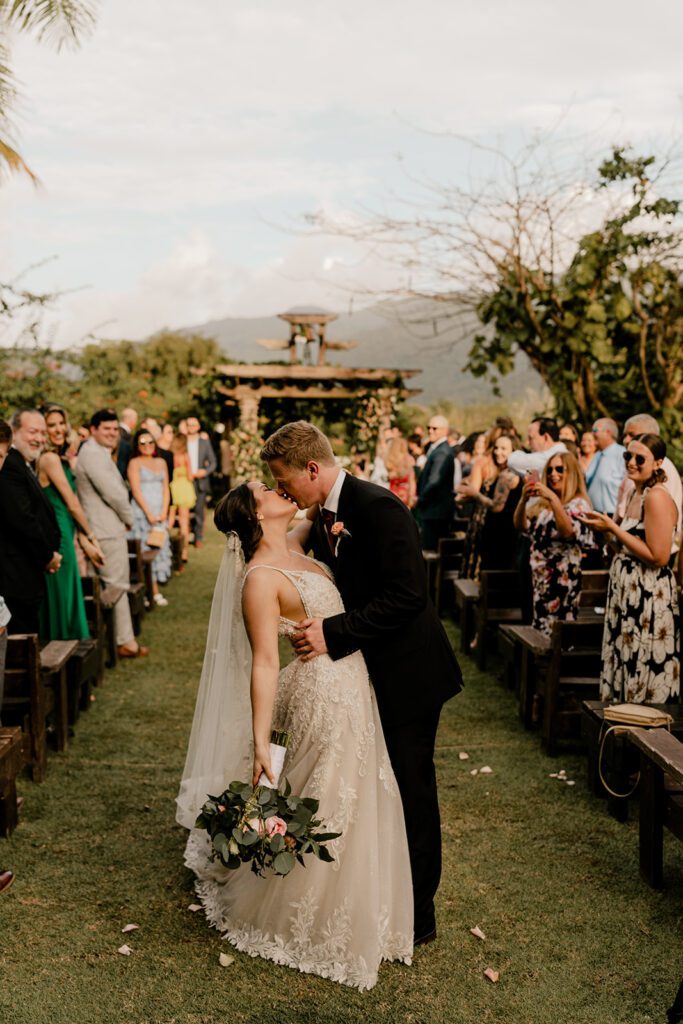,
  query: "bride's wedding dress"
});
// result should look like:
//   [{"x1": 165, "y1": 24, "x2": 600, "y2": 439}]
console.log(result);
[{"x1": 182, "y1": 557, "x2": 413, "y2": 991}]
